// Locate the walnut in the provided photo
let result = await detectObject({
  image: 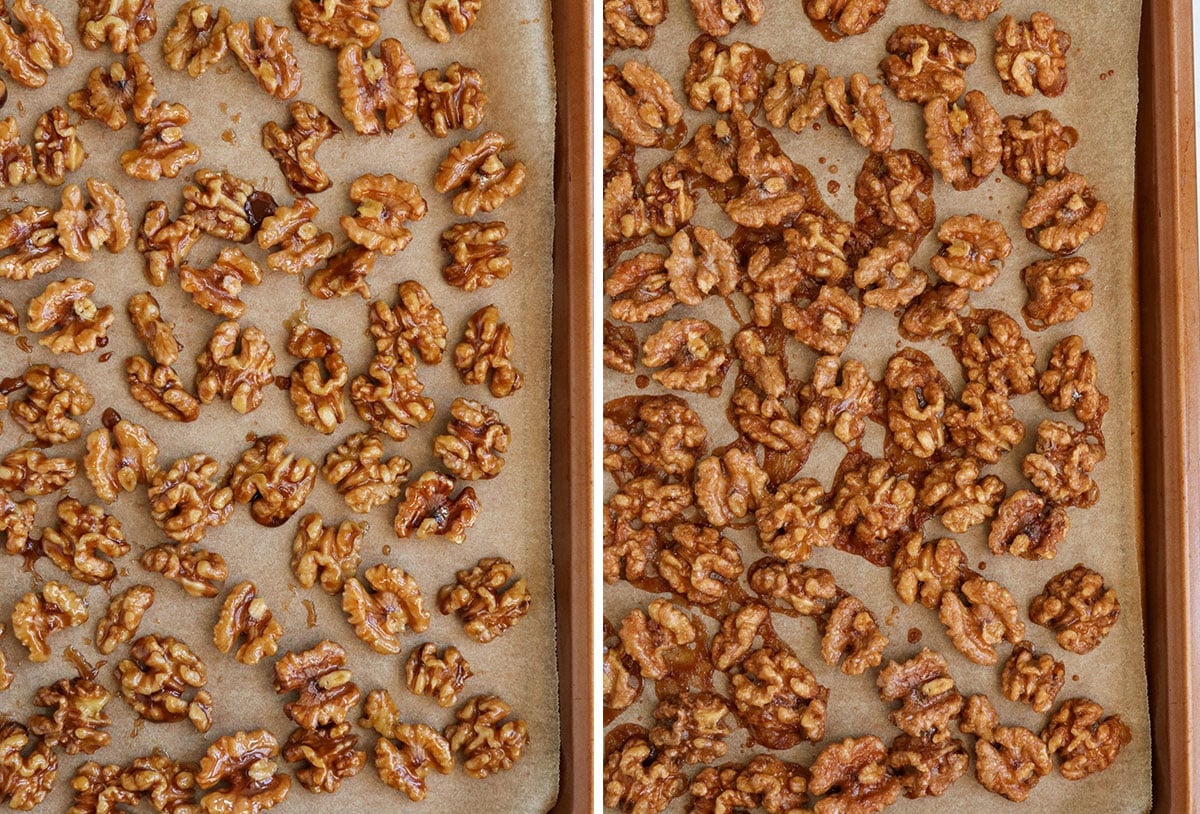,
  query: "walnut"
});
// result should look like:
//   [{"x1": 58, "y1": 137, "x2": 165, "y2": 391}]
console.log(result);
[
  {"x1": 892, "y1": 534, "x2": 965, "y2": 609},
  {"x1": 147, "y1": 453, "x2": 234, "y2": 543},
  {"x1": 308, "y1": 244, "x2": 375, "y2": 299},
  {"x1": 796, "y1": 355, "x2": 876, "y2": 446},
  {"x1": 644, "y1": 158, "x2": 696, "y2": 238},
  {"x1": 11, "y1": 580, "x2": 88, "y2": 662},
  {"x1": 393, "y1": 471, "x2": 479, "y2": 544},
  {"x1": 29, "y1": 675, "x2": 111, "y2": 755},
  {"x1": 77, "y1": 0, "x2": 155, "y2": 52},
  {"x1": 732, "y1": 645, "x2": 829, "y2": 748},
  {"x1": 273, "y1": 640, "x2": 361, "y2": 728},
  {"x1": 1040, "y1": 335, "x2": 1108, "y2": 425},
  {"x1": 434, "y1": 130, "x2": 526, "y2": 216},
  {"x1": 370, "y1": 280, "x2": 447, "y2": 364},
  {"x1": 337, "y1": 38, "x2": 416, "y2": 135},
  {"x1": 183, "y1": 168, "x2": 277, "y2": 243},
  {"x1": 374, "y1": 722, "x2": 453, "y2": 801},
  {"x1": 32, "y1": 107, "x2": 84, "y2": 186},
  {"x1": 995, "y1": 12, "x2": 1070, "y2": 98},
  {"x1": 196, "y1": 730, "x2": 290, "y2": 812},
  {"x1": 117, "y1": 635, "x2": 213, "y2": 731},
  {"x1": 440, "y1": 220, "x2": 510, "y2": 290},
  {"x1": 781, "y1": 284, "x2": 862, "y2": 356},
  {"x1": 409, "y1": 0, "x2": 478, "y2": 41},
  {"x1": 228, "y1": 434, "x2": 317, "y2": 527},
  {"x1": 10, "y1": 364, "x2": 94, "y2": 443},
  {"x1": 194, "y1": 321, "x2": 275, "y2": 414},
  {"x1": 606, "y1": 61, "x2": 685, "y2": 148},
  {"x1": 1029, "y1": 563, "x2": 1119, "y2": 654},
  {"x1": 0, "y1": 298, "x2": 15, "y2": 334},
  {"x1": 640, "y1": 318, "x2": 729, "y2": 393},
  {"x1": 824, "y1": 73, "x2": 893, "y2": 154},
  {"x1": 433, "y1": 397, "x2": 510, "y2": 480},
  {"x1": 1042, "y1": 698, "x2": 1131, "y2": 780},
  {"x1": 603, "y1": 631, "x2": 643, "y2": 714},
  {"x1": 403, "y1": 642, "x2": 471, "y2": 707},
  {"x1": 0, "y1": 0, "x2": 72, "y2": 89},
  {"x1": 259, "y1": 104, "x2": 340, "y2": 197},
  {"x1": 291, "y1": 0, "x2": 386, "y2": 48},
  {"x1": 120, "y1": 750, "x2": 202, "y2": 813},
  {"x1": 256, "y1": 198, "x2": 334, "y2": 278},
  {"x1": 125, "y1": 356, "x2": 200, "y2": 422},
  {"x1": 0, "y1": 492, "x2": 36, "y2": 556},
  {"x1": 127, "y1": 292, "x2": 179, "y2": 366},
  {"x1": 710, "y1": 602, "x2": 768, "y2": 670},
  {"x1": 925, "y1": 0, "x2": 997, "y2": 21},
  {"x1": 0, "y1": 204, "x2": 62, "y2": 279},
  {"x1": 647, "y1": 693, "x2": 732, "y2": 766},
  {"x1": 178, "y1": 247, "x2": 262, "y2": 320},
  {"x1": 449, "y1": 305, "x2": 523, "y2": 399},
  {"x1": 822, "y1": 595, "x2": 888, "y2": 676},
  {"x1": 929, "y1": 215, "x2": 1011, "y2": 292},
  {"x1": 0, "y1": 447, "x2": 76, "y2": 496},
  {"x1": 0, "y1": 118, "x2": 34, "y2": 188},
  {"x1": 0, "y1": 722, "x2": 57, "y2": 810},
  {"x1": 162, "y1": 0, "x2": 229, "y2": 76},
  {"x1": 854, "y1": 148, "x2": 936, "y2": 242},
  {"x1": 604, "y1": 320, "x2": 637, "y2": 374},
  {"x1": 26, "y1": 277, "x2": 113, "y2": 354},
  {"x1": 609, "y1": 474, "x2": 692, "y2": 527},
  {"x1": 887, "y1": 731, "x2": 969, "y2": 800},
  {"x1": 342, "y1": 564, "x2": 429, "y2": 654},
  {"x1": 607, "y1": 251, "x2": 674, "y2": 323},
  {"x1": 94, "y1": 584, "x2": 154, "y2": 655},
  {"x1": 1022, "y1": 256, "x2": 1093, "y2": 329},
  {"x1": 288, "y1": 515, "x2": 361, "y2": 595},
  {"x1": 226, "y1": 16, "x2": 301, "y2": 99},
  {"x1": 762, "y1": 60, "x2": 829, "y2": 134},
  {"x1": 919, "y1": 457, "x2": 1005, "y2": 533},
  {"x1": 939, "y1": 577, "x2": 1025, "y2": 665},
  {"x1": 972, "y1": 715, "x2": 1052, "y2": 802},
  {"x1": 339, "y1": 173, "x2": 426, "y2": 255},
  {"x1": 755, "y1": 478, "x2": 837, "y2": 562},
  {"x1": 689, "y1": 0, "x2": 763, "y2": 36},
  {"x1": 880, "y1": 349, "x2": 948, "y2": 460},
  {"x1": 658, "y1": 523, "x2": 744, "y2": 605},
  {"x1": 923, "y1": 91, "x2": 1002, "y2": 191},
  {"x1": 957, "y1": 310, "x2": 1036, "y2": 396},
  {"x1": 604, "y1": 394, "x2": 707, "y2": 481},
  {"x1": 136, "y1": 202, "x2": 200, "y2": 286},
  {"x1": 877, "y1": 648, "x2": 963, "y2": 736},
  {"x1": 121, "y1": 102, "x2": 201, "y2": 181},
  {"x1": 284, "y1": 319, "x2": 347, "y2": 435},
  {"x1": 689, "y1": 755, "x2": 808, "y2": 814},
  {"x1": 40, "y1": 497, "x2": 130, "y2": 585},
  {"x1": 803, "y1": 0, "x2": 886, "y2": 38},
  {"x1": 830, "y1": 454, "x2": 917, "y2": 560},
  {"x1": 320, "y1": 432, "x2": 408, "y2": 514},
  {"x1": 69, "y1": 760, "x2": 138, "y2": 814},
  {"x1": 444, "y1": 694, "x2": 528, "y2": 778},
  {"x1": 943, "y1": 382, "x2": 1025, "y2": 464},
  {"x1": 68, "y1": 52, "x2": 157, "y2": 128},
  {"x1": 748, "y1": 559, "x2": 838, "y2": 617},
  {"x1": 603, "y1": 0, "x2": 666, "y2": 55},
  {"x1": 808, "y1": 736, "x2": 900, "y2": 813},
  {"x1": 1001, "y1": 109, "x2": 1077, "y2": 186},
  {"x1": 1022, "y1": 419, "x2": 1105, "y2": 508},
  {"x1": 1000, "y1": 641, "x2": 1064, "y2": 714},
  {"x1": 1021, "y1": 172, "x2": 1107, "y2": 254},
  {"x1": 683, "y1": 36, "x2": 770, "y2": 116},
  {"x1": 693, "y1": 447, "x2": 767, "y2": 526},
  {"x1": 416, "y1": 62, "x2": 485, "y2": 139},
  {"x1": 282, "y1": 723, "x2": 364, "y2": 794},
  {"x1": 602, "y1": 726, "x2": 684, "y2": 814},
  {"x1": 664, "y1": 227, "x2": 738, "y2": 307},
  {"x1": 880, "y1": 24, "x2": 975, "y2": 104},
  {"x1": 140, "y1": 541, "x2": 227, "y2": 597},
  {"x1": 855, "y1": 234, "x2": 928, "y2": 310},
  {"x1": 213, "y1": 582, "x2": 282, "y2": 665},
  {"x1": 438, "y1": 557, "x2": 530, "y2": 644}
]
